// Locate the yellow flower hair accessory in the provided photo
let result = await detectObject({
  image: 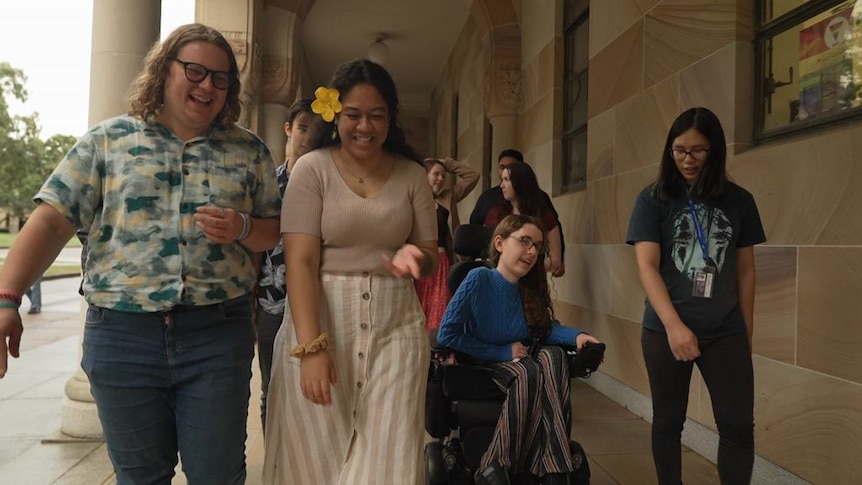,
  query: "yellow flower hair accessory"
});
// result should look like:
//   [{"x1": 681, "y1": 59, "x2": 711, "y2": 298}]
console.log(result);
[{"x1": 311, "y1": 87, "x2": 342, "y2": 122}]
